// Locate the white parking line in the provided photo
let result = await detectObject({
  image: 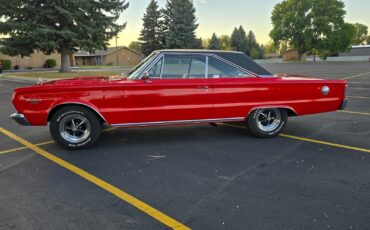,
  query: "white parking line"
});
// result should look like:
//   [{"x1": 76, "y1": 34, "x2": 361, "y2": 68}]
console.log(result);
[{"x1": 342, "y1": 71, "x2": 370, "y2": 80}]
